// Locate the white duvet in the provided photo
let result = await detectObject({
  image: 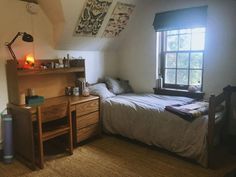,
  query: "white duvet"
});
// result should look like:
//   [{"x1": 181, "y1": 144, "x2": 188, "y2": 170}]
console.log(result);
[{"x1": 102, "y1": 93, "x2": 216, "y2": 167}]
